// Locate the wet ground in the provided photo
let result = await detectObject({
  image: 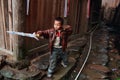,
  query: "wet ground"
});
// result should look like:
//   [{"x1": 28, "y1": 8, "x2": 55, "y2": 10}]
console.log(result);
[{"x1": 70, "y1": 24, "x2": 120, "y2": 80}]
